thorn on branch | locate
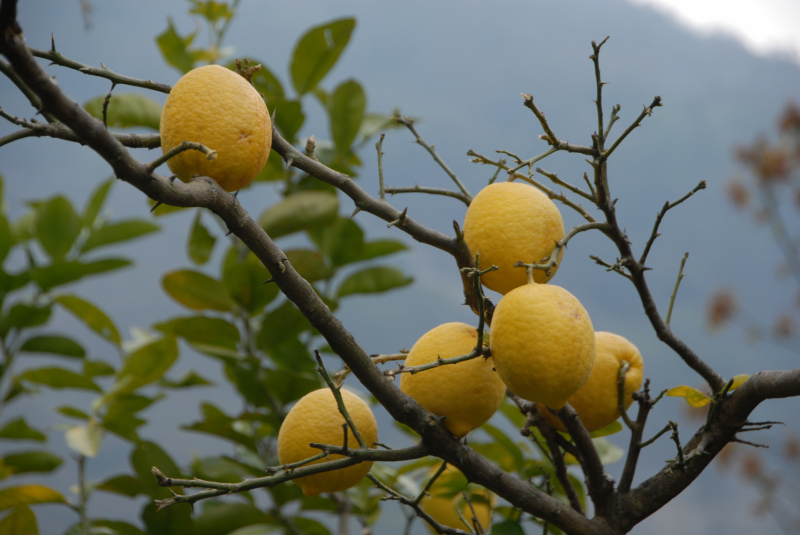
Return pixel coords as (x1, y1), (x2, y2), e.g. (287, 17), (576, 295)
(387, 207), (408, 228)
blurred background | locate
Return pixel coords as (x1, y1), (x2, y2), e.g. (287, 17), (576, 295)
(1, 0), (799, 533)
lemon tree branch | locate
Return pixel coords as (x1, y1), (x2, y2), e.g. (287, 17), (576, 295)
(591, 37), (610, 149)
(384, 185), (472, 206)
(536, 167), (596, 202)
(29, 45), (172, 94)
(0, 107), (161, 149)
(145, 141), (217, 173)
(521, 93), (597, 156)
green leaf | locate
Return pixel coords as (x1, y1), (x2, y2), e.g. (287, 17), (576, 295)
(0, 418), (46, 441)
(256, 300), (313, 349)
(266, 337), (315, 372)
(130, 441), (182, 499)
(254, 150), (289, 183)
(188, 211), (216, 265)
(258, 191), (339, 239)
(32, 258), (132, 290)
(84, 360), (115, 377)
(232, 59), (284, 102)
(160, 370), (213, 388)
(292, 517), (331, 535)
(308, 217), (364, 267)
(162, 270), (234, 311)
(182, 403), (256, 449)
(92, 520), (145, 535)
(188, 0), (233, 24)
(191, 456), (247, 484)
(263, 368), (320, 405)
(290, 18), (356, 95)
(56, 406), (89, 420)
(228, 525), (281, 535)
(65, 421), (104, 457)
(272, 100), (305, 144)
(96, 474), (144, 498)
(84, 93), (162, 131)
(352, 239), (407, 262)
(491, 520), (526, 535)
(36, 196), (81, 259)
(480, 423), (526, 472)
(20, 335), (86, 359)
(337, 266), (412, 298)
(141, 501), (193, 535)
(0, 505), (37, 535)
(0, 304), (52, 338)
(18, 367), (101, 392)
(329, 79), (366, 154)
(154, 315), (240, 349)
(222, 246), (279, 313)
(590, 420), (623, 438)
(156, 18), (202, 74)
(11, 211), (36, 243)
(592, 437), (624, 465)
(83, 177), (113, 227)
(729, 374), (750, 390)
(0, 485), (67, 511)
(2, 451), (62, 474)
(357, 112), (404, 143)
(284, 249), (329, 282)
(56, 295), (120, 345)
(82, 220), (159, 252)
(114, 337), (179, 395)
(0, 213), (13, 264)
(666, 385), (711, 408)
(193, 503), (270, 535)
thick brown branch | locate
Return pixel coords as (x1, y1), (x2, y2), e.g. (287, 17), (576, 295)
(620, 367), (800, 530)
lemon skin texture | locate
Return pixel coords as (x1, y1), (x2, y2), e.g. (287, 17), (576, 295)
(490, 282), (595, 409)
(277, 388), (378, 496)
(421, 467), (494, 534)
(400, 322), (506, 438)
(463, 181), (565, 295)
(160, 64), (271, 192)
(539, 331), (644, 432)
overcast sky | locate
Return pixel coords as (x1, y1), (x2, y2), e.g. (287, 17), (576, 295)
(630, 0), (800, 61)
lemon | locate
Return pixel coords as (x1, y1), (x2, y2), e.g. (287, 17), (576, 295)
(277, 388), (377, 496)
(463, 181), (565, 295)
(490, 282), (595, 408)
(538, 331), (644, 432)
(420, 466), (494, 534)
(160, 64), (271, 192)
(400, 323), (506, 438)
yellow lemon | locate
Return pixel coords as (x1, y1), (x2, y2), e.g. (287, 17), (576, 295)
(400, 323), (506, 438)
(277, 388), (377, 496)
(420, 466), (494, 534)
(538, 331), (644, 432)
(490, 282), (595, 408)
(463, 181), (565, 295)
(160, 64), (271, 192)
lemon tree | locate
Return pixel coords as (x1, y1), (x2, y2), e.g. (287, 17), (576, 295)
(3, 2), (800, 535)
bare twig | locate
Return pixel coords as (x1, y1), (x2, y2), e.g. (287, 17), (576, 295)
(145, 141), (217, 173)
(315, 350), (367, 448)
(590, 37), (610, 148)
(515, 222), (609, 276)
(536, 167), (595, 201)
(665, 253), (689, 325)
(520, 93), (596, 156)
(602, 96), (663, 160)
(376, 133), (386, 200)
(385, 185), (471, 206)
(640, 181), (706, 266)
(617, 360), (636, 430)
(395, 115), (472, 201)
(29, 46), (172, 93)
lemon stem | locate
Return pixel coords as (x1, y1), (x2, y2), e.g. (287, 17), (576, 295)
(526, 265), (535, 285)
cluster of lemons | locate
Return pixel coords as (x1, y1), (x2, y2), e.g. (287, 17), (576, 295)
(162, 66), (645, 530)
